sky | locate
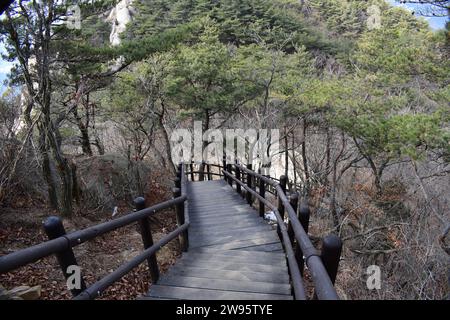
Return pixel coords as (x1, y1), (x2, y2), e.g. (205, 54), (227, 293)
(389, 0), (448, 30)
(0, 41), (13, 94)
(0, 1), (448, 94)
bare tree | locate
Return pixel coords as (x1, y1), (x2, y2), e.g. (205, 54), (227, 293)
(397, 1), (450, 17)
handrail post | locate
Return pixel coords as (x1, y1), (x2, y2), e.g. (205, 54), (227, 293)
(235, 165), (241, 195)
(287, 192), (299, 244)
(43, 216), (86, 297)
(175, 165), (182, 187)
(174, 177), (181, 189)
(259, 175), (265, 217)
(222, 156), (227, 181)
(277, 175), (288, 218)
(190, 163), (194, 181)
(199, 161), (205, 181)
(226, 164), (233, 186)
(173, 188), (188, 252)
(206, 163), (212, 180)
(295, 199), (310, 276)
(321, 235), (342, 285)
(246, 164), (253, 205)
(133, 197), (159, 283)
(276, 175), (287, 238)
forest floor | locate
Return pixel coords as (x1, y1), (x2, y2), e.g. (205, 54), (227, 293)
(0, 174), (181, 300)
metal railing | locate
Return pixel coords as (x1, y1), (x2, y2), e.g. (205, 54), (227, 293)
(0, 164), (190, 300)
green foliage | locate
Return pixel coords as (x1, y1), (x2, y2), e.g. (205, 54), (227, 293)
(308, 0), (369, 38)
(127, 0), (338, 54)
(106, 53), (170, 123)
(165, 21), (249, 124)
(354, 22), (445, 84)
(121, 22), (199, 63)
(1, 0), (448, 194)
(328, 78), (449, 162)
(126, 0), (449, 168)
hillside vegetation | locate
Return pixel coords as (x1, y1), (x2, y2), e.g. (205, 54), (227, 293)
(0, 0), (449, 299)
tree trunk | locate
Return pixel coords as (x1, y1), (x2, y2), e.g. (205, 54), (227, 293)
(72, 105), (93, 156)
(330, 157), (340, 231)
(301, 119), (310, 194)
(353, 137), (384, 195)
(38, 126), (59, 210)
(80, 127), (92, 156)
(198, 110), (211, 181)
(78, 128), (92, 156)
(158, 106), (176, 174)
(284, 129), (289, 178)
(71, 161), (81, 205)
(93, 135), (105, 155)
(366, 156), (382, 195)
(292, 133), (297, 187)
(325, 127), (331, 187)
(47, 123), (74, 217)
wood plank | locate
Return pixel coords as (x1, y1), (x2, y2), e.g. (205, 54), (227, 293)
(179, 252), (286, 266)
(189, 225), (274, 240)
(189, 213), (263, 224)
(191, 236), (282, 251)
(158, 275), (291, 295)
(189, 232), (279, 248)
(136, 296), (177, 300)
(189, 200), (246, 205)
(189, 248), (285, 259)
(147, 285), (293, 300)
(233, 243), (284, 252)
(167, 266), (290, 284)
(189, 233), (279, 248)
(189, 223), (268, 233)
(189, 210), (257, 218)
(189, 227), (273, 239)
(189, 217), (264, 228)
(189, 194), (244, 200)
(189, 210), (253, 216)
(189, 202), (249, 208)
(145, 179), (293, 300)
(189, 221), (273, 233)
(176, 258), (287, 273)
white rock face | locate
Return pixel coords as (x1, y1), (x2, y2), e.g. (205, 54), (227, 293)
(107, 0), (134, 46)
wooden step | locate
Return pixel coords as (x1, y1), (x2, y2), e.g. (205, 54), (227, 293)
(189, 227), (277, 244)
(189, 210), (259, 219)
(189, 220), (273, 233)
(189, 226), (274, 240)
(147, 285), (293, 300)
(176, 257), (288, 274)
(179, 251), (286, 266)
(190, 235), (282, 251)
(158, 275), (291, 295)
(233, 243), (284, 252)
(189, 247), (285, 259)
(167, 266), (290, 284)
(143, 179), (293, 300)
(189, 211), (262, 222)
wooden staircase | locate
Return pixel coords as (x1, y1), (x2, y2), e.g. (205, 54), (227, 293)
(145, 180), (293, 300)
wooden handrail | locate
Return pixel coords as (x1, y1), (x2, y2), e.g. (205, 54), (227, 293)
(74, 223), (189, 300)
(0, 166), (191, 300)
(0, 196), (187, 274)
(74, 165), (191, 299)
(1, 160), (340, 300)
(228, 163), (340, 300)
(223, 170), (307, 300)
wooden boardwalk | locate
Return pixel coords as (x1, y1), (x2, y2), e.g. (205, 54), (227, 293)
(145, 179), (293, 300)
